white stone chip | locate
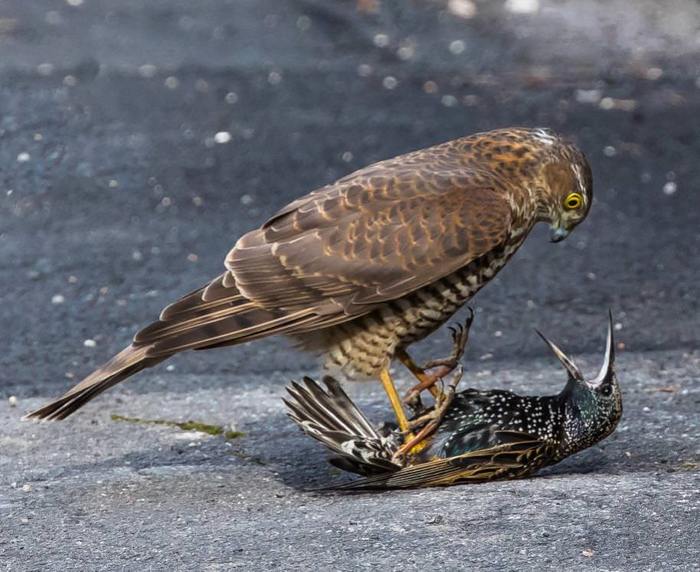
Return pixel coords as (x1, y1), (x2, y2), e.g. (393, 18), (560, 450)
(214, 131), (232, 144)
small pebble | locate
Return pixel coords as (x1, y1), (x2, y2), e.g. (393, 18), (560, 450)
(21, 484), (32, 493)
(37, 63), (54, 76)
(505, 0), (539, 14)
(296, 15), (311, 31)
(373, 33), (389, 48)
(357, 64), (373, 77)
(447, 0), (477, 19)
(83, 339), (97, 348)
(214, 131), (232, 144)
(51, 294), (65, 304)
(396, 45), (415, 61)
(268, 71), (282, 85)
(17, 152), (31, 163)
(575, 89), (601, 104)
(8, 395), (17, 407)
(645, 67), (663, 80)
(382, 76), (398, 90)
(138, 64), (157, 78)
(662, 182), (677, 196)
(423, 80), (439, 94)
(449, 40), (466, 55)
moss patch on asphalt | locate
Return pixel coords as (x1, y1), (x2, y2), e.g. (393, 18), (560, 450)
(111, 414), (244, 440)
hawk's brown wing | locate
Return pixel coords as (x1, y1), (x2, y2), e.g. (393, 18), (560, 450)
(331, 431), (553, 490)
(230, 170), (512, 310)
(138, 167), (512, 354)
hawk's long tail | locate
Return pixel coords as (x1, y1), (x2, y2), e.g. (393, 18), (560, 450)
(25, 274), (319, 421)
(284, 376), (402, 476)
(24, 345), (165, 421)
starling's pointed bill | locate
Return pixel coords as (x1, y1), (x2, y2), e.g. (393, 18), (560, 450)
(535, 329), (583, 381)
(590, 311), (615, 387)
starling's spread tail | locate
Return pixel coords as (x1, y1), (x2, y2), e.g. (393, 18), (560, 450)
(24, 345), (166, 421)
(284, 377), (402, 476)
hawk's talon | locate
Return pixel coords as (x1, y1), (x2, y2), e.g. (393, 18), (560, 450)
(400, 311), (474, 404)
(394, 366), (463, 459)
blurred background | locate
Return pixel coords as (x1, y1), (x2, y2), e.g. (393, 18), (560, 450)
(1, 0), (699, 395)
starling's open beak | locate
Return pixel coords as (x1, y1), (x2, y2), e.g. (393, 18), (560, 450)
(590, 311), (616, 387)
(536, 329), (583, 381)
(549, 226), (570, 243)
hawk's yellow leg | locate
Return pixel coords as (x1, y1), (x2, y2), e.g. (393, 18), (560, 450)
(379, 368), (412, 435)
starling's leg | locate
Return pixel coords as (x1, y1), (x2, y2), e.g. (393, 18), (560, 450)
(399, 308), (474, 406)
(379, 368), (412, 436)
(392, 365), (463, 461)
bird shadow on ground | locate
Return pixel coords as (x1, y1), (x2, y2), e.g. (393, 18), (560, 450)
(19, 407), (693, 493)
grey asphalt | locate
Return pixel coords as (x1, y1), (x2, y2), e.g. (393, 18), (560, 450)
(1, 1), (699, 570)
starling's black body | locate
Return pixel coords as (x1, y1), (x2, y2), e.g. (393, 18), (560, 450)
(286, 314), (621, 489)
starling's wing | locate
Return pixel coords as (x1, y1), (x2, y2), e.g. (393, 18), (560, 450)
(285, 376), (401, 476)
(332, 431), (554, 490)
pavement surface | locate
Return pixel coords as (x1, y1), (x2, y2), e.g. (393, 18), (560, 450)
(1, 1), (699, 570)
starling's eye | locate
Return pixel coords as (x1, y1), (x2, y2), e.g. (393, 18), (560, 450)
(599, 384), (613, 397)
(564, 192), (583, 210)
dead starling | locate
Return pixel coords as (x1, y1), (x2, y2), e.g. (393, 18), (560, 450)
(285, 314), (621, 489)
(27, 127), (592, 431)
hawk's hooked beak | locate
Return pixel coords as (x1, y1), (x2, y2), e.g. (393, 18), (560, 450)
(549, 225), (570, 243)
(536, 329), (583, 381)
(589, 311), (616, 387)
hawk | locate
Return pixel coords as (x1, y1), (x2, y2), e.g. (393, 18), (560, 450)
(27, 127), (593, 432)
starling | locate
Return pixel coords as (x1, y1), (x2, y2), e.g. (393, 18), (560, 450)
(27, 127), (592, 429)
(285, 314), (621, 489)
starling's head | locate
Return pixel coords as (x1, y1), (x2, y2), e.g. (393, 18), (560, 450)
(530, 128), (593, 242)
(536, 312), (622, 452)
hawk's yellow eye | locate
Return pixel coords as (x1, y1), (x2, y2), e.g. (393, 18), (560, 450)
(564, 192), (583, 210)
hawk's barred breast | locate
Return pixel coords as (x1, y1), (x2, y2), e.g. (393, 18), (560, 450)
(297, 230), (531, 378)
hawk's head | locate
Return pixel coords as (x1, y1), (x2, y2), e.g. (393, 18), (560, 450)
(533, 128), (593, 242)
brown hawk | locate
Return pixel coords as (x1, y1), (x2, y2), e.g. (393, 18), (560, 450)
(27, 127), (593, 432)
